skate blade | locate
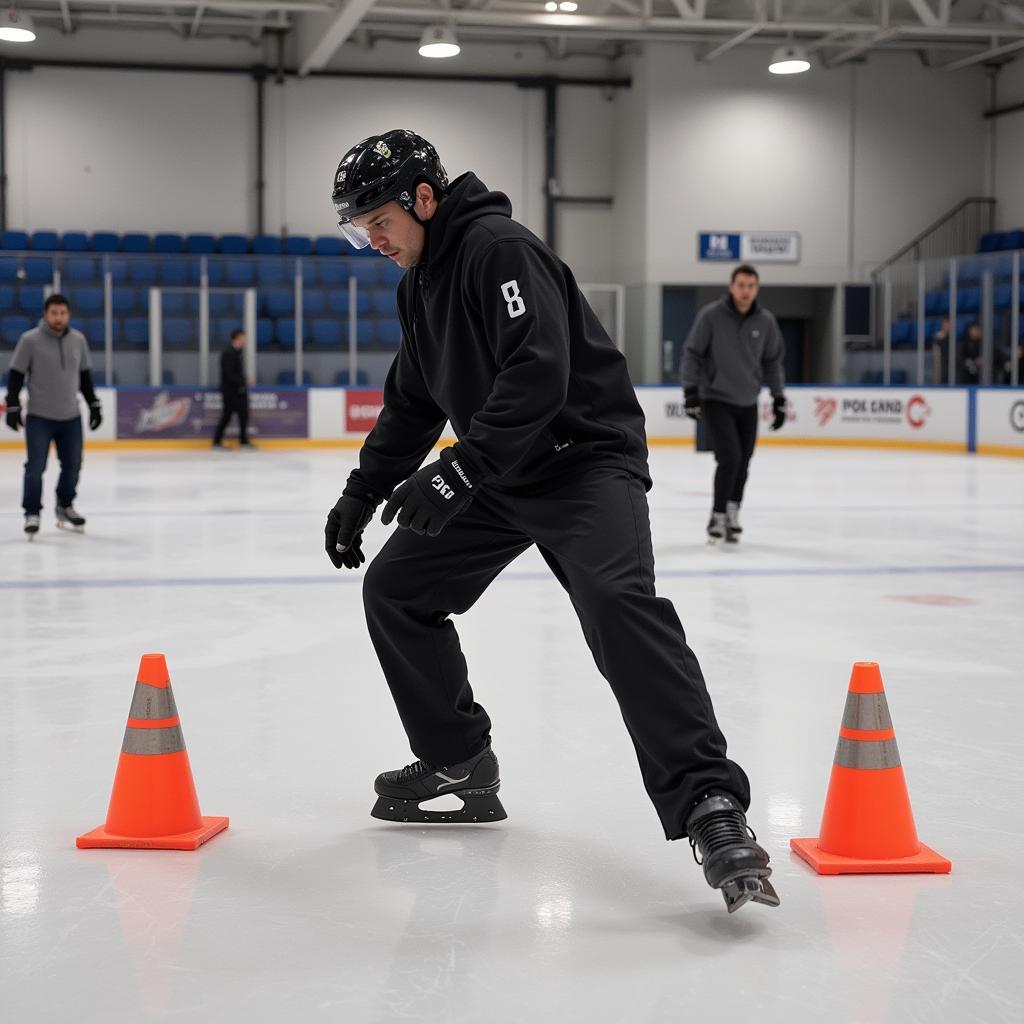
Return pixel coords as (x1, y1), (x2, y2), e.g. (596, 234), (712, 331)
(371, 787), (507, 825)
(56, 521), (84, 533)
(720, 874), (780, 913)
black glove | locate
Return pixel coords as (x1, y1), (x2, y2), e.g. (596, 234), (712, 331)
(5, 403), (22, 431)
(381, 447), (474, 537)
(325, 482), (380, 569)
(770, 395), (787, 431)
(683, 387), (702, 421)
(88, 402), (102, 431)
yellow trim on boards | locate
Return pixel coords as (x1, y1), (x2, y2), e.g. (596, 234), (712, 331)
(975, 444), (1024, 458)
(648, 436), (966, 453)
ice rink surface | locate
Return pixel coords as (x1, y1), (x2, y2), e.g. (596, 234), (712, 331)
(1, 443), (1022, 1023)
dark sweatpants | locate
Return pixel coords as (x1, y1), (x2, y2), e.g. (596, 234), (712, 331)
(703, 400), (758, 514)
(213, 391), (249, 444)
(362, 463), (750, 840)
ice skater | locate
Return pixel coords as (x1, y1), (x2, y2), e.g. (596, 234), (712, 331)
(5, 293), (102, 538)
(323, 130), (778, 913)
(681, 264), (787, 544)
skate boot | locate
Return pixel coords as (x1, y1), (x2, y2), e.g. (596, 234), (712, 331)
(56, 505), (86, 533)
(706, 511), (727, 546)
(24, 514), (40, 540)
(685, 792), (780, 914)
(371, 745), (507, 824)
(725, 501), (742, 543)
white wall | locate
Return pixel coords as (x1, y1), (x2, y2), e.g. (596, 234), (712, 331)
(631, 45), (988, 286)
(994, 59), (1024, 231)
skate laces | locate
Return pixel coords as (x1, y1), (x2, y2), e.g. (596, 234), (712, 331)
(688, 808), (757, 866)
(397, 759), (435, 780)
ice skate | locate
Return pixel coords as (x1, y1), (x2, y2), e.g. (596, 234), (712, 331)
(706, 511), (727, 546)
(24, 514), (40, 540)
(685, 792), (780, 914)
(725, 501), (741, 544)
(371, 745), (507, 824)
(55, 505), (86, 533)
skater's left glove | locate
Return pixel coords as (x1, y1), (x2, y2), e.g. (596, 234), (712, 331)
(5, 403), (23, 431)
(381, 447), (474, 538)
(325, 481), (381, 569)
(770, 394), (786, 431)
(88, 402), (103, 431)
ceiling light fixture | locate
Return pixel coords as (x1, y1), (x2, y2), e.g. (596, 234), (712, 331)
(544, 2), (558, 10)
(768, 44), (811, 75)
(0, 8), (36, 43)
(558, 1), (579, 10)
(418, 24), (460, 59)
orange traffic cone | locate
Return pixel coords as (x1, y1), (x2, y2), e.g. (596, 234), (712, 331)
(76, 654), (228, 851)
(791, 662), (950, 875)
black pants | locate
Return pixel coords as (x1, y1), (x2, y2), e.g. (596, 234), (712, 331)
(23, 414), (82, 514)
(362, 464), (750, 840)
(703, 400), (758, 513)
(213, 391), (249, 444)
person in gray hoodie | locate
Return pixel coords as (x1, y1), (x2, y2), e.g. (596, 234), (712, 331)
(4, 293), (102, 538)
(680, 265), (786, 543)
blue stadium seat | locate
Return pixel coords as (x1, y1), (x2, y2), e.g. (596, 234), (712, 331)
(162, 293), (190, 316)
(979, 232), (1004, 253)
(122, 233), (151, 253)
(18, 286), (44, 314)
(70, 287), (104, 315)
(130, 259), (158, 286)
(65, 258), (98, 282)
(111, 287), (135, 315)
(0, 286), (15, 311)
(264, 288), (294, 318)
(86, 318), (109, 343)
(2, 314), (33, 342)
(327, 289), (349, 316)
(311, 319), (342, 347)
(62, 232), (90, 252)
(355, 317), (377, 348)
(995, 284), (1013, 310)
(252, 234), (281, 256)
(161, 369), (176, 386)
(303, 290), (326, 316)
(315, 236), (344, 257)
(123, 317), (149, 347)
(31, 231), (59, 252)
(218, 234), (248, 254)
(154, 233), (184, 254)
(348, 263), (378, 288)
(860, 370), (883, 385)
(90, 232), (120, 252)
(334, 369), (370, 386)
(378, 265), (404, 288)
(958, 287), (981, 313)
(276, 319), (297, 347)
(23, 258), (53, 284)
(163, 318), (192, 349)
(924, 290), (949, 315)
(160, 260), (191, 286)
(91, 368), (120, 387)
(186, 234), (217, 254)
(225, 262), (255, 287)
(285, 235), (313, 256)
(276, 369), (312, 386)
(257, 259), (288, 287)
(891, 369), (909, 385)
(376, 318), (402, 348)
(370, 288), (398, 314)
(2, 231), (29, 250)
(103, 258), (131, 284)
(257, 317), (274, 347)
(317, 263), (349, 288)
(189, 260), (226, 287)
(957, 259), (983, 285)
(209, 293), (240, 317)
(956, 314), (975, 337)
(0, 258), (17, 281)
(925, 316), (944, 340)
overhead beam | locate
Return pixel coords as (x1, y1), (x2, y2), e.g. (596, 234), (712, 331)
(827, 26), (900, 65)
(905, 0), (939, 27)
(942, 36), (1024, 71)
(58, 0), (73, 33)
(189, 2), (206, 35)
(298, 0), (381, 76)
(668, 0), (707, 18)
(700, 23), (762, 61)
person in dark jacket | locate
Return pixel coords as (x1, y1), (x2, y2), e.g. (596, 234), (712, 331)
(5, 293), (102, 538)
(681, 265), (786, 544)
(323, 130), (778, 914)
(212, 329), (253, 449)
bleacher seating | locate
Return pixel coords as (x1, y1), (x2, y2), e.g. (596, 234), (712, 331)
(0, 227), (408, 362)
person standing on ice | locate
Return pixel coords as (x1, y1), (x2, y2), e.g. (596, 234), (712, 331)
(323, 129), (778, 913)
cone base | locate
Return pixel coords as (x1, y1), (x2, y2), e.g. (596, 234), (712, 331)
(76, 815), (229, 851)
(790, 836), (951, 875)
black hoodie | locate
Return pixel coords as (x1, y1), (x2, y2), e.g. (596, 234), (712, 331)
(350, 172), (651, 498)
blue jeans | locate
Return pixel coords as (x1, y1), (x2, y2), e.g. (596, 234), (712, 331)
(23, 414), (83, 515)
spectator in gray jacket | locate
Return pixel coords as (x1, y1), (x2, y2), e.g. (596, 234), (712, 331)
(4, 294), (102, 538)
(680, 265), (786, 544)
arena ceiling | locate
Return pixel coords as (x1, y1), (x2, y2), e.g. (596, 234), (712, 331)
(13, 0), (1024, 72)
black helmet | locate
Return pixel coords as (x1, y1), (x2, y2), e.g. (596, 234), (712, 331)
(331, 129), (449, 249)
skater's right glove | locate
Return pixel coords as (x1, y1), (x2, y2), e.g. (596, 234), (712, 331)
(770, 394), (787, 431)
(325, 481), (381, 569)
(5, 403), (22, 431)
(381, 447), (474, 538)
(683, 387), (702, 421)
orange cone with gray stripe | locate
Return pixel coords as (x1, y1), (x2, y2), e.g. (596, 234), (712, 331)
(76, 654), (228, 851)
(791, 662), (950, 875)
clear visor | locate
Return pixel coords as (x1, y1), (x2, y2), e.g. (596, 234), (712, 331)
(338, 220), (371, 250)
